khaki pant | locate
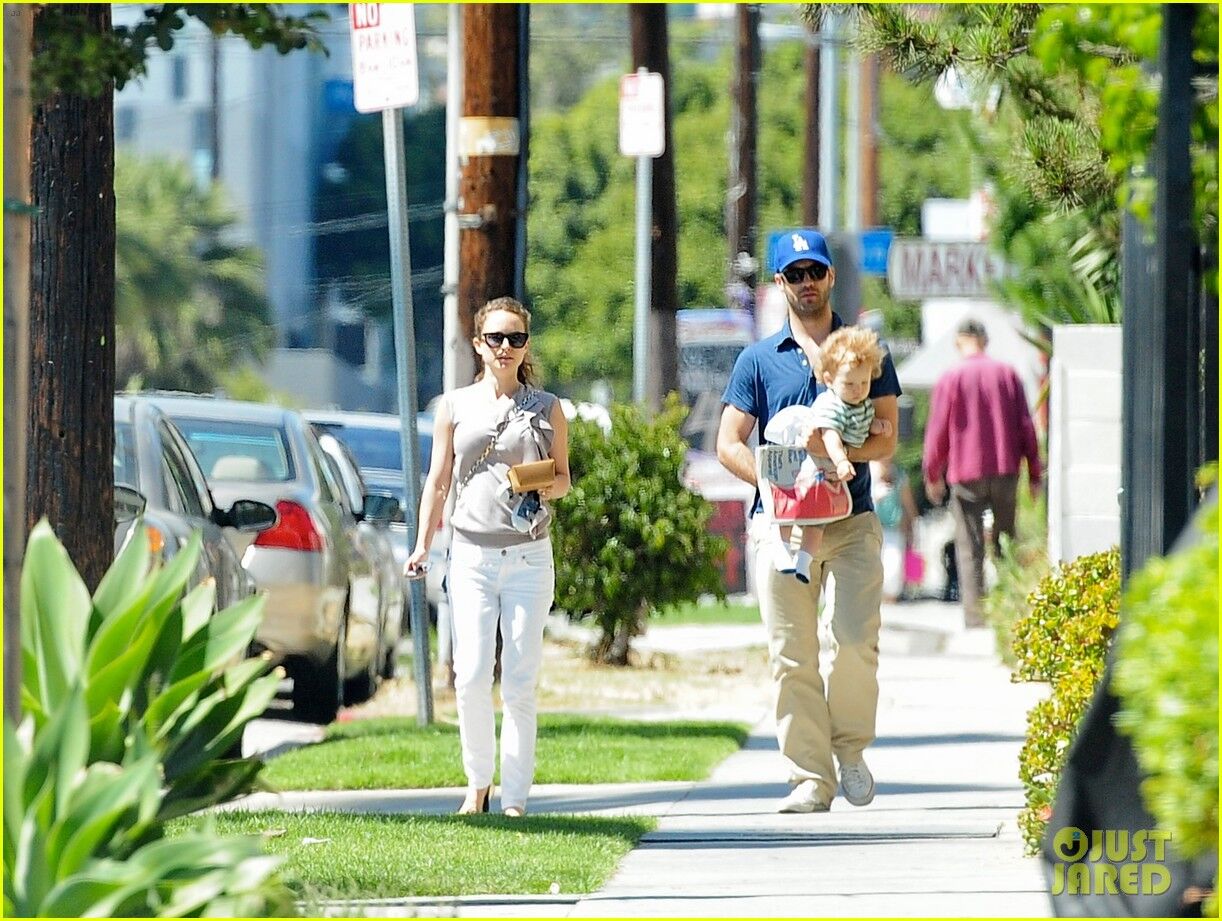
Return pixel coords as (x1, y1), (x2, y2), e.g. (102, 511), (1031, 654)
(948, 474), (1018, 627)
(750, 511), (884, 803)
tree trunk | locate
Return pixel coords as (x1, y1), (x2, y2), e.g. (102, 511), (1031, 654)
(27, 4), (116, 592)
(4, 4), (32, 722)
(591, 602), (647, 667)
(630, 4), (678, 408)
(459, 4), (520, 350)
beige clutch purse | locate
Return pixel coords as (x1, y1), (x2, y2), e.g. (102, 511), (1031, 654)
(507, 458), (555, 494)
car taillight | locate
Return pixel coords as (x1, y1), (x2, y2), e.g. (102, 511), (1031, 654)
(253, 500), (325, 552)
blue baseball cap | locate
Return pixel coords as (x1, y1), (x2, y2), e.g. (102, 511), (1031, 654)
(772, 229), (833, 273)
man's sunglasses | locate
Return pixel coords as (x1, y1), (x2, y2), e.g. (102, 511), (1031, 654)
(782, 263), (829, 284)
(482, 331), (529, 349)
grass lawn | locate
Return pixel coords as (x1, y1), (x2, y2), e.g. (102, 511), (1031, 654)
(261, 714), (748, 791)
(173, 810), (655, 900)
(651, 599), (761, 626)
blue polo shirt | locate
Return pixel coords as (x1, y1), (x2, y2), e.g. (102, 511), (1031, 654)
(721, 313), (903, 518)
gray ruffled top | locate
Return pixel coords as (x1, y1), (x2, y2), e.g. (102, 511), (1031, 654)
(445, 383), (558, 548)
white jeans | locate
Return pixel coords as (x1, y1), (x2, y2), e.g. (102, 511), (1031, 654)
(447, 536), (555, 810)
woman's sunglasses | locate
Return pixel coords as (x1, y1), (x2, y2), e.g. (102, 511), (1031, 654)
(482, 331), (529, 349)
(782, 263), (829, 284)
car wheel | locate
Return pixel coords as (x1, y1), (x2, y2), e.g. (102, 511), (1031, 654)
(292, 613), (345, 724)
(344, 640), (378, 705)
(380, 633), (399, 680)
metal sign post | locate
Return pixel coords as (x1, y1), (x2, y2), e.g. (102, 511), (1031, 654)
(620, 68), (665, 406)
(350, 2), (432, 724)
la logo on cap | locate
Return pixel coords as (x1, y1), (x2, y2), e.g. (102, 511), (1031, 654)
(791, 234), (810, 252)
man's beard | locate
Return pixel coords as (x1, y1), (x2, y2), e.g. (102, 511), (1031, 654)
(788, 288), (829, 317)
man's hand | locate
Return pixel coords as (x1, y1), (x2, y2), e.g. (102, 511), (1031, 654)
(870, 417), (893, 437)
(925, 478), (946, 504)
(1029, 480), (1042, 501)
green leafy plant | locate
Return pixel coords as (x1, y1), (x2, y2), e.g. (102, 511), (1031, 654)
(4, 520), (291, 917)
(983, 481), (1049, 667)
(1112, 501), (1218, 902)
(1011, 547), (1121, 853)
(551, 396), (728, 664)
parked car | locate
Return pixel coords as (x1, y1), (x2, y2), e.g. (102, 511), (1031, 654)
(146, 394), (398, 723)
(112, 394), (276, 609)
(303, 410), (448, 623)
(312, 427), (405, 680)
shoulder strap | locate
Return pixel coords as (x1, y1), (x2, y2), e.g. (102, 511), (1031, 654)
(455, 387), (529, 498)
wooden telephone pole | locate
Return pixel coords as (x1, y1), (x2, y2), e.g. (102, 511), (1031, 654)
(728, 5), (760, 293)
(458, 4), (522, 364)
(629, 4), (677, 406)
(27, 3), (116, 594)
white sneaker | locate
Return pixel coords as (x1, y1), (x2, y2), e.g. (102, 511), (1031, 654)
(777, 779), (830, 813)
(792, 550), (814, 583)
(839, 759), (875, 806)
(773, 543), (796, 574)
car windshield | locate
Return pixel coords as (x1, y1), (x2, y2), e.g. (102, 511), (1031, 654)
(114, 421), (138, 487)
(314, 423), (432, 475)
(172, 418), (294, 482)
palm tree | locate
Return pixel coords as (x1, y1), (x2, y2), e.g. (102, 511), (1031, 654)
(115, 155), (274, 393)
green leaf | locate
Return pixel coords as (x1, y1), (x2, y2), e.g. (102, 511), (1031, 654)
(178, 577), (218, 644)
(168, 593), (265, 684)
(20, 521), (91, 714)
(90, 521), (152, 633)
(141, 669), (214, 742)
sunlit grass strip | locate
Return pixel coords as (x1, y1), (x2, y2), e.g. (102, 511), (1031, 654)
(652, 599), (762, 625)
(171, 810), (655, 900)
(261, 714), (749, 790)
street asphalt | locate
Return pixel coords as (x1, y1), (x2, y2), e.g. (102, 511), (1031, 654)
(236, 599), (1054, 918)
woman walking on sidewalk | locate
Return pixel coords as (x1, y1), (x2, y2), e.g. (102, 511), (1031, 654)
(404, 297), (571, 817)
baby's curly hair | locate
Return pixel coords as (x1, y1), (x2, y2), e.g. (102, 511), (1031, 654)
(813, 326), (886, 381)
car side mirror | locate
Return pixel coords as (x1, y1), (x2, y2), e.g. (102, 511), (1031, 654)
(363, 492), (401, 524)
(217, 499), (278, 532)
(114, 484), (147, 524)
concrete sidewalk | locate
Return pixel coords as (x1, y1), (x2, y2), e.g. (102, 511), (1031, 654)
(235, 600), (1053, 917)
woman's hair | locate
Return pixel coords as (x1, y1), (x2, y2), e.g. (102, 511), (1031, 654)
(473, 296), (536, 386)
(813, 325), (886, 381)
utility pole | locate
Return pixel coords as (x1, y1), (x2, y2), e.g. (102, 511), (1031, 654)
(858, 54), (879, 229)
(727, 4), (760, 297)
(443, 3), (471, 391)
(802, 20), (821, 227)
(630, 4), (677, 406)
(458, 4), (521, 355)
(209, 32), (221, 181)
(4, 3), (32, 722)
(818, 13), (840, 232)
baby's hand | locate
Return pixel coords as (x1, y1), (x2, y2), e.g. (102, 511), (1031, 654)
(836, 459), (856, 481)
(870, 418), (893, 436)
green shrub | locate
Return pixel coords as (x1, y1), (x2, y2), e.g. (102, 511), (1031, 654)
(985, 532), (1051, 669)
(1012, 547), (1121, 854)
(1112, 501), (1218, 898)
(3, 520), (292, 917)
(552, 395), (728, 664)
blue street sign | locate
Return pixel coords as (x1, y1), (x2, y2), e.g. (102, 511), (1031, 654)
(860, 228), (894, 275)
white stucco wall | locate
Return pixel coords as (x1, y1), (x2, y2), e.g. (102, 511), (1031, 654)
(1048, 325), (1122, 562)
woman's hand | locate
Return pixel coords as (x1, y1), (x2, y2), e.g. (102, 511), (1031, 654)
(403, 547), (430, 580)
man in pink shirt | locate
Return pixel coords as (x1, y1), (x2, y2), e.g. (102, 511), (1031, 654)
(923, 318), (1042, 627)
